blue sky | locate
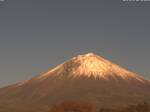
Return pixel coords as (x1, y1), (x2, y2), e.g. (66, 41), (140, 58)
(0, 0), (150, 86)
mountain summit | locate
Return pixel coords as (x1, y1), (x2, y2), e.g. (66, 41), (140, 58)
(39, 53), (145, 82)
(0, 53), (150, 112)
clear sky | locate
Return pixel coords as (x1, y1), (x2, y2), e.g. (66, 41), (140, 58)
(0, 0), (150, 87)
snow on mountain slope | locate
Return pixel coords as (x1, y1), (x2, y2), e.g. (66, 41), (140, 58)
(38, 53), (147, 83)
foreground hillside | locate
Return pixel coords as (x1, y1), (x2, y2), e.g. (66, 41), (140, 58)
(50, 101), (150, 112)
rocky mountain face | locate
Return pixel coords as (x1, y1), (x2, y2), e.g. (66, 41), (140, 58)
(0, 53), (150, 112)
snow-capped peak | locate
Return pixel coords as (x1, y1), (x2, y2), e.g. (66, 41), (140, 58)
(38, 53), (145, 82)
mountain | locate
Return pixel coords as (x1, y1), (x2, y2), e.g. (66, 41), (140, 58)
(0, 53), (150, 112)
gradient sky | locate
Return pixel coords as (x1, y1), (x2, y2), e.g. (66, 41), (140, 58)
(0, 0), (150, 87)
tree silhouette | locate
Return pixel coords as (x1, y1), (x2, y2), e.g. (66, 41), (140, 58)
(99, 101), (150, 112)
(50, 101), (150, 112)
(49, 101), (96, 112)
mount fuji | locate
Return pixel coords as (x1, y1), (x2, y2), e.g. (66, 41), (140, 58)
(0, 53), (150, 112)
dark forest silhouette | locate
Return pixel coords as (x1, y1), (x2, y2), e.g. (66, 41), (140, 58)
(49, 101), (150, 112)
(49, 101), (96, 112)
(99, 102), (150, 112)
